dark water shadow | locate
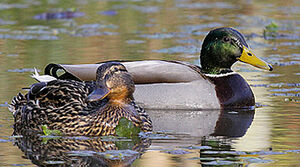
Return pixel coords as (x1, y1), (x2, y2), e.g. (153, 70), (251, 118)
(213, 109), (255, 137)
(147, 109), (257, 165)
(12, 130), (150, 167)
(148, 108), (255, 138)
(200, 110), (257, 166)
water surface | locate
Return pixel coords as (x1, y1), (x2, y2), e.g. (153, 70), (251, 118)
(0, 0), (299, 166)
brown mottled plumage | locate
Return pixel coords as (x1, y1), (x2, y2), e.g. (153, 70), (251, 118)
(9, 62), (152, 136)
(13, 130), (151, 167)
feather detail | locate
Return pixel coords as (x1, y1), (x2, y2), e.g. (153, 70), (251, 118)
(10, 63), (152, 136)
(31, 68), (57, 82)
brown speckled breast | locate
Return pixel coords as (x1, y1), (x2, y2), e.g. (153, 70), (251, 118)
(207, 73), (255, 109)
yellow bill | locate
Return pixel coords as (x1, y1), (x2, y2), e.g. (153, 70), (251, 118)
(237, 45), (273, 71)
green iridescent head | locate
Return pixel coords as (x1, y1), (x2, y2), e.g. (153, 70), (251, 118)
(200, 27), (272, 74)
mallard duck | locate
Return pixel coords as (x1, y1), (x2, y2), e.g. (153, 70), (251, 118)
(44, 27), (273, 109)
(9, 62), (152, 136)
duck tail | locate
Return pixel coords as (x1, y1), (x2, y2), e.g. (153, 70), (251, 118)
(31, 68), (40, 81)
(8, 93), (26, 117)
(31, 68), (57, 82)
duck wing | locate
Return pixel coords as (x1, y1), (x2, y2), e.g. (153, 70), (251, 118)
(27, 80), (93, 108)
(9, 80), (100, 131)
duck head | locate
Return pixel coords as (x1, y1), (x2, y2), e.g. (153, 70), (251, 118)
(86, 62), (135, 104)
(200, 27), (273, 74)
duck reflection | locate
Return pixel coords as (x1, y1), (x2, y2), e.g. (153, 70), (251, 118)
(12, 108), (255, 166)
(147, 108), (255, 138)
(12, 130), (151, 167)
(213, 109), (255, 137)
(131, 109), (255, 166)
(199, 109), (255, 166)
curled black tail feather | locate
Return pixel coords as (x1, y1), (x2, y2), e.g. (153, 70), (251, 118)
(9, 93), (26, 115)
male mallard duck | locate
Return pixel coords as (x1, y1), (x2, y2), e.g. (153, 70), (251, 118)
(9, 62), (152, 136)
(44, 27), (273, 109)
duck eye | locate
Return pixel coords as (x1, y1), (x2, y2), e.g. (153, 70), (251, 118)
(113, 67), (118, 72)
(223, 36), (231, 43)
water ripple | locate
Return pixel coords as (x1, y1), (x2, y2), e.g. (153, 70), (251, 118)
(269, 88), (300, 92)
(139, 32), (186, 39)
(153, 45), (198, 54)
(270, 93), (300, 97)
(176, 2), (236, 9)
(180, 23), (223, 34)
(250, 83), (300, 88)
(0, 33), (58, 40)
(0, 3), (28, 10)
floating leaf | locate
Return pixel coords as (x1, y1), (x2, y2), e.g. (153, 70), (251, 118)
(115, 118), (140, 138)
(42, 125), (62, 136)
(265, 21), (279, 32)
(263, 21), (279, 39)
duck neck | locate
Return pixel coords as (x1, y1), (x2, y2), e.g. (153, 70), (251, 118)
(201, 67), (233, 75)
(200, 42), (237, 75)
(108, 94), (134, 106)
(200, 50), (235, 75)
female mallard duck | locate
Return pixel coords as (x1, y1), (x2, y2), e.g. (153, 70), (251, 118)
(44, 27), (273, 109)
(9, 62), (152, 136)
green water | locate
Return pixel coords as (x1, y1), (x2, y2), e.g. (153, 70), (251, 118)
(0, 0), (299, 166)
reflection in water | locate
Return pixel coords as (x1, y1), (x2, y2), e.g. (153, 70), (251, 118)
(200, 110), (255, 165)
(12, 130), (150, 167)
(12, 109), (254, 166)
(139, 109), (256, 166)
(213, 110), (255, 137)
(148, 109), (254, 138)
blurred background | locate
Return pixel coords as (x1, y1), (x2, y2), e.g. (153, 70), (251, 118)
(0, 0), (299, 166)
